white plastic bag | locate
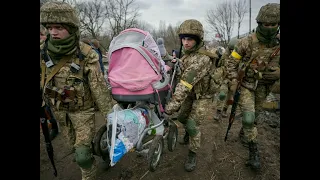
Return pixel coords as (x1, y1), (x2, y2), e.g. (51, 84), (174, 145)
(106, 104), (147, 166)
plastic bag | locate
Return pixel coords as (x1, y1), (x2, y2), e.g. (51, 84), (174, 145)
(106, 104), (147, 166)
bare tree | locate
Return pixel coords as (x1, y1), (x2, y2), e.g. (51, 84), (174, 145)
(60, 0), (79, 6)
(150, 21), (180, 54)
(133, 20), (154, 32)
(77, 0), (107, 38)
(105, 0), (140, 38)
(206, 1), (235, 47)
(234, 0), (248, 38)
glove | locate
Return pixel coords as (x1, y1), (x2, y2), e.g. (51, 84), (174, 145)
(263, 67), (280, 81)
(218, 91), (226, 101)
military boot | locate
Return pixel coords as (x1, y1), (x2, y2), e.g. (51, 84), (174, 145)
(238, 127), (248, 147)
(246, 141), (261, 170)
(184, 150), (197, 172)
(180, 130), (189, 145)
(214, 110), (222, 121)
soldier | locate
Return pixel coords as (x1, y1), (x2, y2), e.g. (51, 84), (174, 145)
(40, 24), (60, 140)
(84, 38), (105, 75)
(40, 2), (112, 179)
(40, 24), (47, 45)
(213, 38), (238, 120)
(164, 19), (218, 172)
(225, 3), (280, 170)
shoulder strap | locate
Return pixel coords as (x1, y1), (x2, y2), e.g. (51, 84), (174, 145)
(41, 62), (46, 89)
(270, 47), (280, 59)
(197, 49), (218, 59)
(81, 43), (92, 57)
(42, 56), (70, 89)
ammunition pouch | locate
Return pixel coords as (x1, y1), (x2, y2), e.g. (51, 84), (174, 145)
(44, 84), (93, 111)
(45, 85), (76, 103)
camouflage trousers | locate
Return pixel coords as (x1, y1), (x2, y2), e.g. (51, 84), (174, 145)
(238, 84), (269, 143)
(177, 95), (215, 153)
(53, 108), (97, 180)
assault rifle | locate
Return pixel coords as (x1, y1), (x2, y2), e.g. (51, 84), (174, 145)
(40, 88), (58, 177)
(224, 63), (246, 142)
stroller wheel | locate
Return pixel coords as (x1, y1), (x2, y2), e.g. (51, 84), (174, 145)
(148, 135), (164, 172)
(93, 125), (111, 168)
(167, 123), (178, 152)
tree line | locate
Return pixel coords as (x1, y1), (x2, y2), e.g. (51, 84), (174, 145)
(40, 0), (249, 53)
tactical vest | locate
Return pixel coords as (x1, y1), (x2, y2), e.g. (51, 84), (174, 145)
(40, 43), (94, 111)
(241, 34), (280, 90)
(191, 47), (219, 99)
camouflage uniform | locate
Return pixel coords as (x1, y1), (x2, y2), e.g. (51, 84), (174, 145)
(213, 43), (236, 120)
(165, 19), (218, 172)
(225, 3), (280, 170)
(40, 2), (112, 180)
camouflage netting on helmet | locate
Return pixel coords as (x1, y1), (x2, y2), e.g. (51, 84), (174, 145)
(177, 19), (204, 40)
(40, 1), (80, 28)
(256, 3), (280, 24)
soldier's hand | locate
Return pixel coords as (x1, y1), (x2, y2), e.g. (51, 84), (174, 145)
(263, 67), (280, 80)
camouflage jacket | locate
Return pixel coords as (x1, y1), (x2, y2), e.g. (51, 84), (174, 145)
(211, 47), (232, 87)
(225, 33), (280, 90)
(218, 47), (232, 68)
(165, 46), (214, 115)
(40, 42), (112, 116)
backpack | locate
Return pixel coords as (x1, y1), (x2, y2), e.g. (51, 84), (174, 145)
(107, 28), (170, 108)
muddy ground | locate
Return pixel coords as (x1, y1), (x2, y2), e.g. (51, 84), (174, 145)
(40, 104), (280, 180)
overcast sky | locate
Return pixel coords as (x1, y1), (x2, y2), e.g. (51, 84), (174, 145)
(135, 0), (280, 40)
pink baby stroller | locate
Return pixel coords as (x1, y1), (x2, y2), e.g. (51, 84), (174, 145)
(93, 28), (178, 172)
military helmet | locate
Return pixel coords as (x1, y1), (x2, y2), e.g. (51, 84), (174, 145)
(256, 3), (280, 24)
(40, 1), (80, 28)
(228, 37), (239, 51)
(177, 19), (204, 40)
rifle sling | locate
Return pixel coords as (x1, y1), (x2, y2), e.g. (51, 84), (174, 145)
(41, 56), (71, 90)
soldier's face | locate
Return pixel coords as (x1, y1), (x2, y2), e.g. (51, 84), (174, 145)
(40, 32), (46, 41)
(46, 24), (70, 40)
(262, 23), (279, 28)
(182, 37), (196, 50)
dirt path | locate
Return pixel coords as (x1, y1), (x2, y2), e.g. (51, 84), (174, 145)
(40, 109), (280, 180)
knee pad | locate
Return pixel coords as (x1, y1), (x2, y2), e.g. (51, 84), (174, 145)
(242, 111), (255, 129)
(185, 119), (199, 137)
(75, 146), (94, 169)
